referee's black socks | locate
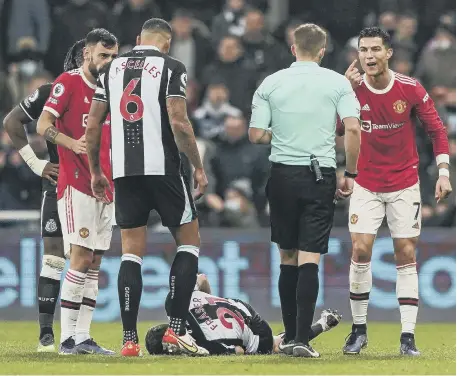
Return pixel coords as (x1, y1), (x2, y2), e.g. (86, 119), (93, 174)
(169, 246), (199, 336)
(295, 263), (319, 345)
(118, 254), (143, 344)
(279, 264), (298, 342)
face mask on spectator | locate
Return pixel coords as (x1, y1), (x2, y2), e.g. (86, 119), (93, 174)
(225, 198), (242, 211)
(435, 39), (452, 50)
(18, 60), (38, 77)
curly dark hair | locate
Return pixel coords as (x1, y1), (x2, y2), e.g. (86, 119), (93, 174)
(63, 39), (85, 71)
(358, 27), (392, 48)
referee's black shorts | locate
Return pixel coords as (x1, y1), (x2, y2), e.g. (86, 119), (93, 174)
(114, 175), (197, 229)
(266, 162), (336, 254)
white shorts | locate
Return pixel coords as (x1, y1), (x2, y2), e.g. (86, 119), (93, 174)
(57, 186), (113, 257)
(348, 181), (421, 238)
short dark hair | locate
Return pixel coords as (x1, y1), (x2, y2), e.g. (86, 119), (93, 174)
(145, 324), (168, 355)
(358, 27), (392, 48)
(293, 23), (327, 56)
(85, 28), (118, 48)
(63, 39), (84, 71)
(142, 18), (172, 35)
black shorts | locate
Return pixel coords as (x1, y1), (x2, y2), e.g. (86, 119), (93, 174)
(114, 175), (197, 229)
(266, 163), (336, 254)
(41, 190), (63, 238)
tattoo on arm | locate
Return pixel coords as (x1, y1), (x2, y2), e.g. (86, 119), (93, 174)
(44, 127), (60, 144)
(166, 97), (203, 169)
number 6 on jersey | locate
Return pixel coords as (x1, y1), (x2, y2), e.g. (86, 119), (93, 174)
(120, 78), (144, 122)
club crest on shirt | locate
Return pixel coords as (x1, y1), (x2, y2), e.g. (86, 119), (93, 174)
(350, 214), (358, 224)
(79, 227), (90, 238)
(52, 83), (65, 97)
(393, 100), (407, 114)
(45, 219), (58, 233)
(28, 89), (39, 103)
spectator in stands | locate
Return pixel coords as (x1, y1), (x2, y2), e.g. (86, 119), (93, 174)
(211, 0), (247, 47)
(7, 0), (50, 64)
(201, 36), (258, 114)
(241, 8), (283, 78)
(391, 51), (414, 76)
(415, 18), (456, 91)
(220, 179), (260, 228)
(0, 70), (13, 120)
(113, 0), (163, 53)
(193, 82), (242, 140)
(392, 12), (418, 62)
(0, 130), (42, 210)
(169, 9), (214, 82)
(211, 115), (269, 216)
(161, 0), (224, 26)
(45, 0), (111, 76)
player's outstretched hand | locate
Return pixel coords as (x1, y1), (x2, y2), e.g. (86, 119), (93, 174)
(71, 135), (86, 154)
(336, 177), (354, 200)
(193, 167), (208, 202)
(345, 59), (362, 89)
(91, 173), (112, 204)
(435, 175), (452, 203)
(42, 162), (59, 185)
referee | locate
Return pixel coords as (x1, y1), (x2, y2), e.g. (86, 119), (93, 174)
(249, 23), (361, 358)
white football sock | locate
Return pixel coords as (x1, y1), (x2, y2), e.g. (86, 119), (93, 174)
(396, 263), (419, 335)
(60, 269), (86, 344)
(75, 269), (99, 344)
(349, 260), (372, 325)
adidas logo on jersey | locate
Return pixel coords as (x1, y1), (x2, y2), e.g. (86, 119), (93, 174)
(84, 97), (90, 104)
(361, 104), (371, 111)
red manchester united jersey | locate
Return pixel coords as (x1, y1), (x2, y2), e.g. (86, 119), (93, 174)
(43, 68), (113, 201)
(341, 71), (449, 193)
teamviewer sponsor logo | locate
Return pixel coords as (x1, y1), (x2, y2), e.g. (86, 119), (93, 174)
(361, 120), (372, 133)
(372, 122), (405, 130)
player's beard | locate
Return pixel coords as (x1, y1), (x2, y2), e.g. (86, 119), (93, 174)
(88, 56), (100, 78)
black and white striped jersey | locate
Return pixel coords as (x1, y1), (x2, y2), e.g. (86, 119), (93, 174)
(94, 45), (187, 179)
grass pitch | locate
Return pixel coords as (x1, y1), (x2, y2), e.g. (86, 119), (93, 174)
(0, 321), (455, 375)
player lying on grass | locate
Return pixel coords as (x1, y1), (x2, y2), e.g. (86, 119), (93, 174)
(145, 274), (341, 355)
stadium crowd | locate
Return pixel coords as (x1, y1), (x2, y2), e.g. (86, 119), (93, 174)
(0, 0), (455, 228)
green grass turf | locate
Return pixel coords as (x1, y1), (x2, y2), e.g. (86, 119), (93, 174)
(0, 322), (454, 375)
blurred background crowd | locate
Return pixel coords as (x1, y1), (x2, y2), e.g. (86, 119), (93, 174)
(0, 0), (455, 228)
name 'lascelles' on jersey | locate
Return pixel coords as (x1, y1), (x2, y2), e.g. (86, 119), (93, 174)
(188, 290), (260, 354)
(94, 45), (187, 179)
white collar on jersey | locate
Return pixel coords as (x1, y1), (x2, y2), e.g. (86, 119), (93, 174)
(78, 67), (97, 90)
(363, 69), (395, 95)
(133, 45), (160, 51)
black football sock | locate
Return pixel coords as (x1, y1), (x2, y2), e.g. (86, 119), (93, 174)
(295, 263), (319, 345)
(38, 277), (61, 338)
(118, 254), (143, 344)
(168, 246), (198, 336)
(279, 264), (298, 342)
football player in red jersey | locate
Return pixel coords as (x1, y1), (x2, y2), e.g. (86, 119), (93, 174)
(339, 27), (452, 356)
(3, 40), (84, 353)
(37, 29), (118, 355)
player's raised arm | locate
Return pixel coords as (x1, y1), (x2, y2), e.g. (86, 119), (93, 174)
(37, 78), (86, 154)
(413, 82), (452, 202)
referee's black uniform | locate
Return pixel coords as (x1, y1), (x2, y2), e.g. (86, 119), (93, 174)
(94, 45), (196, 229)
